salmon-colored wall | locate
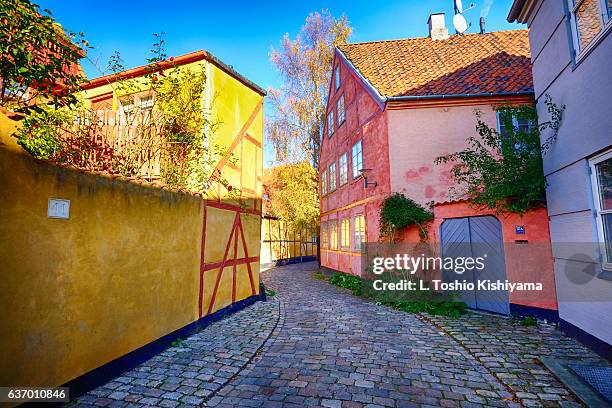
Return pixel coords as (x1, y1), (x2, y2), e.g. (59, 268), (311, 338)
(432, 202), (557, 310)
(319, 53), (391, 275)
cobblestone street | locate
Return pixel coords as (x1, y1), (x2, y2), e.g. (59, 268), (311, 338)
(75, 262), (608, 407)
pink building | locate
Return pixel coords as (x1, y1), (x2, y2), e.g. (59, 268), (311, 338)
(320, 14), (558, 317)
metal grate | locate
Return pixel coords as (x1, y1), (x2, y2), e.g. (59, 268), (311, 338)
(569, 364), (612, 403)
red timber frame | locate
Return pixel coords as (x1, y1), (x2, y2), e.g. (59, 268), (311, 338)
(198, 101), (263, 318)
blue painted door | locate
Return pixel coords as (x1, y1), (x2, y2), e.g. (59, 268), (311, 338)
(440, 216), (510, 315)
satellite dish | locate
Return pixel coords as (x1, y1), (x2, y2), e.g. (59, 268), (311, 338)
(453, 13), (468, 34)
(455, 0), (463, 13)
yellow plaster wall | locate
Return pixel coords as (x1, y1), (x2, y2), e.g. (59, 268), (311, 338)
(0, 56), (264, 388)
(0, 142), (202, 387)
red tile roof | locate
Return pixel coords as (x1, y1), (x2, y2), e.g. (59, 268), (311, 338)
(338, 29), (533, 98)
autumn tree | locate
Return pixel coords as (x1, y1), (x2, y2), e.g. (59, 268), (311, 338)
(267, 162), (319, 230)
(267, 10), (351, 170)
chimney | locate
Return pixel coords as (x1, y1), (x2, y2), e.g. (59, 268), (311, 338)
(428, 13), (449, 40)
(480, 17), (486, 34)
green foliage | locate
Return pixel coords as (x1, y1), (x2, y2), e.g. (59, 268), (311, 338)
(265, 287), (276, 298)
(379, 193), (433, 240)
(390, 300), (467, 318)
(435, 97), (564, 214)
(171, 338), (185, 347)
(0, 0), (88, 111)
(312, 272), (327, 280)
(328, 271), (466, 317)
(268, 162), (320, 230)
(329, 272), (362, 295)
(518, 315), (537, 326)
(14, 33), (235, 197)
(16, 107), (68, 158)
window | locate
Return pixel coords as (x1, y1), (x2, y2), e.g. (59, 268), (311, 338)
(337, 95), (345, 126)
(327, 110), (334, 137)
(321, 170), (327, 196)
(321, 222), (328, 249)
(339, 153), (348, 185)
(335, 65), (341, 90)
(568, 0), (611, 54)
(496, 112), (535, 152)
(352, 140), (363, 178)
(330, 220), (338, 250)
(341, 218), (350, 249)
(354, 215), (365, 251)
(590, 150), (612, 270)
(329, 162), (337, 191)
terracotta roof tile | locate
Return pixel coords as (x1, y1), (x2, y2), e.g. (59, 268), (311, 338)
(338, 29), (533, 98)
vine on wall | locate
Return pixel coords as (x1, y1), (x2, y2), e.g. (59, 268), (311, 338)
(379, 193), (433, 242)
(435, 96), (564, 214)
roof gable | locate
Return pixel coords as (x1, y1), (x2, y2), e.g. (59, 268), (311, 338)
(338, 29), (533, 98)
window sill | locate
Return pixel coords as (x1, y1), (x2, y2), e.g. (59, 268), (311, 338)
(573, 21), (612, 69)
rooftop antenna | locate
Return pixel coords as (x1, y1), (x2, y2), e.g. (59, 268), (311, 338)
(453, 0), (476, 34)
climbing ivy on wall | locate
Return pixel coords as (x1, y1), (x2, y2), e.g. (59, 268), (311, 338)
(379, 193), (433, 241)
(435, 96), (564, 214)
(14, 33), (236, 197)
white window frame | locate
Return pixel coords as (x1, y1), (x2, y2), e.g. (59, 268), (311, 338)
(329, 162), (337, 192)
(337, 94), (345, 126)
(321, 222), (328, 249)
(353, 214), (365, 251)
(335, 65), (341, 90)
(352, 140), (363, 179)
(330, 220), (338, 250)
(321, 170), (328, 196)
(340, 218), (350, 249)
(339, 153), (348, 185)
(567, 0), (612, 58)
(327, 110), (334, 137)
(589, 149), (612, 270)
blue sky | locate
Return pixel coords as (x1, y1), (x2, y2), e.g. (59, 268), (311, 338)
(40, 0), (524, 165)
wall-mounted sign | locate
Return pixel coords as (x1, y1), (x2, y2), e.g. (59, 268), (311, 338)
(515, 225), (525, 235)
(48, 198), (70, 219)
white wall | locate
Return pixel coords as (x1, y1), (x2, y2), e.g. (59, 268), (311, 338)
(527, 0), (612, 345)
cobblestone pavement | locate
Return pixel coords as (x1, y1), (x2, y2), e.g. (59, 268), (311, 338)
(425, 314), (607, 408)
(72, 299), (280, 407)
(72, 262), (608, 407)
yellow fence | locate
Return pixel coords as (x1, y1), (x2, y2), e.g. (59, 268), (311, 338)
(261, 216), (318, 265)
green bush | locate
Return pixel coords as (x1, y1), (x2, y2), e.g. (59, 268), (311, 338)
(329, 272), (466, 317)
(329, 272), (362, 295)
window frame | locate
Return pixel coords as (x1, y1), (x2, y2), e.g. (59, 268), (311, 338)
(340, 218), (350, 249)
(589, 149), (612, 271)
(567, 0), (612, 60)
(339, 153), (348, 186)
(327, 110), (334, 137)
(329, 220), (338, 250)
(329, 162), (337, 192)
(321, 170), (328, 196)
(352, 140), (363, 179)
(337, 94), (345, 127)
(321, 222), (328, 249)
(335, 65), (341, 90)
(353, 214), (365, 251)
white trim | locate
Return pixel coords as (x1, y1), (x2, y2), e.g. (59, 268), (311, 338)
(589, 148), (612, 270)
(567, 0), (612, 62)
(335, 47), (386, 107)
